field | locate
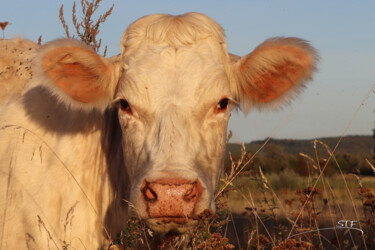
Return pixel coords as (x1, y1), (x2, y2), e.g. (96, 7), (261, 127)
(210, 137), (375, 249)
(223, 173), (375, 249)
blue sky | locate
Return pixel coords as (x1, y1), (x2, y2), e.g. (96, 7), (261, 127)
(2, 0), (375, 142)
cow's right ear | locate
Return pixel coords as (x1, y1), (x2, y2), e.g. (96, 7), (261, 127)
(35, 39), (121, 111)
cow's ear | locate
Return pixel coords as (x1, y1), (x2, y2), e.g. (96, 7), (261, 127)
(35, 39), (121, 111)
(229, 37), (318, 112)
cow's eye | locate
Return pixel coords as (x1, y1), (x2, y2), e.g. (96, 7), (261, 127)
(119, 99), (132, 114)
(215, 98), (229, 113)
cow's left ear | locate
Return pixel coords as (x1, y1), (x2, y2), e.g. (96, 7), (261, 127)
(229, 37), (318, 112)
(35, 39), (121, 111)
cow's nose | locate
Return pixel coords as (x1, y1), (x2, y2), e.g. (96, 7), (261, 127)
(141, 179), (202, 221)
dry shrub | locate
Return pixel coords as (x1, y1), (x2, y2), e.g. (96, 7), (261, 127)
(273, 239), (313, 250)
(358, 187), (375, 213)
(196, 232), (235, 250)
(250, 234), (270, 248)
(191, 209), (234, 250)
(59, 0), (113, 56)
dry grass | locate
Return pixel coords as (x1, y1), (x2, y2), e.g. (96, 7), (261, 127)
(37, 35), (42, 45)
(216, 142), (375, 249)
(59, 0), (113, 56)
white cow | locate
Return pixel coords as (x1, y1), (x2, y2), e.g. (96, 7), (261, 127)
(0, 13), (318, 249)
(0, 38), (38, 103)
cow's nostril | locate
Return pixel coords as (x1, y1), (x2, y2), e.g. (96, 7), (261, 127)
(183, 181), (202, 202)
(141, 182), (157, 202)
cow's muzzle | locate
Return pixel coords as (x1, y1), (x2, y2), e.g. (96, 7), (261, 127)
(141, 178), (202, 229)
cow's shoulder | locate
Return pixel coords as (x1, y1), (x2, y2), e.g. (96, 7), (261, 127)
(0, 38), (39, 104)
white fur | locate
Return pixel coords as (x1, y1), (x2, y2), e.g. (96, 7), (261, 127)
(0, 12), (318, 248)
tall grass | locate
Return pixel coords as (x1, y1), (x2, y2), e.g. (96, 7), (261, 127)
(59, 0), (113, 56)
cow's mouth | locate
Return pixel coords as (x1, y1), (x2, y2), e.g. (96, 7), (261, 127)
(146, 217), (198, 233)
(154, 216), (193, 224)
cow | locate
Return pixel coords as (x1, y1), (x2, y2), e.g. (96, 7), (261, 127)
(0, 38), (38, 104)
(0, 12), (318, 249)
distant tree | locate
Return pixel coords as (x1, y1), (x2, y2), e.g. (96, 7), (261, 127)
(260, 143), (288, 173)
(335, 154), (350, 173)
(0, 21), (10, 39)
(293, 154), (310, 176)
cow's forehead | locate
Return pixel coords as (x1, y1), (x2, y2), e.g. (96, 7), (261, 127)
(117, 39), (231, 112)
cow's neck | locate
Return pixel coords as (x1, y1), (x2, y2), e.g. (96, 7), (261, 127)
(100, 107), (130, 236)
(22, 85), (129, 238)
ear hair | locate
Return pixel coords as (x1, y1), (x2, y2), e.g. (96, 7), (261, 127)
(33, 38), (122, 112)
(230, 37), (319, 113)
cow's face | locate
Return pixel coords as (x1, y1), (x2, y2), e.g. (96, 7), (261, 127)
(35, 13), (317, 234)
(116, 38), (231, 232)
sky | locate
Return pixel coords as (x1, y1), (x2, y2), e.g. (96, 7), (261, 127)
(2, 0), (375, 142)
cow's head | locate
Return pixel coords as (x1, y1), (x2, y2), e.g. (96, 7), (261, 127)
(35, 13), (317, 233)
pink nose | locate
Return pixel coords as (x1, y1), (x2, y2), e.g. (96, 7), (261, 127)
(141, 179), (202, 223)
